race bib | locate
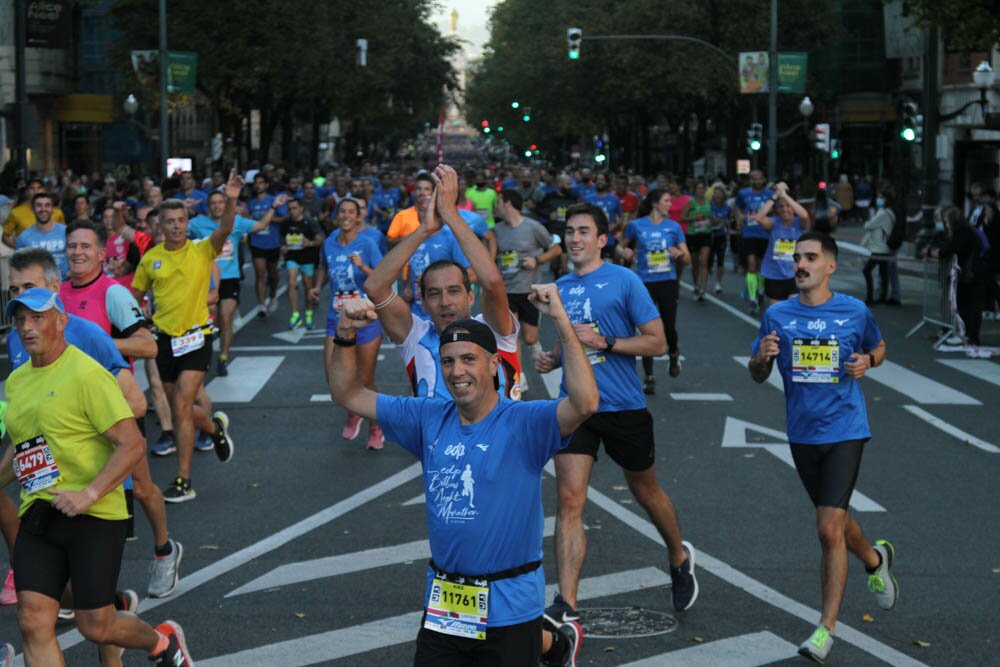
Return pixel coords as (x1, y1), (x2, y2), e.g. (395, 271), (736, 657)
(791, 338), (839, 383)
(774, 239), (795, 262)
(424, 575), (489, 640)
(14, 435), (62, 495)
(581, 322), (606, 365)
(646, 250), (671, 273)
(171, 329), (205, 357)
(285, 233), (304, 250)
(499, 250), (519, 275)
(557, 206), (568, 222)
(334, 290), (360, 312)
(219, 240), (234, 261)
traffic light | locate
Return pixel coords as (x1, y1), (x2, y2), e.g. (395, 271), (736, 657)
(567, 28), (582, 60)
(900, 100), (918, 142)
(497, 126), (504, 132)
(747, 123), (763, 152)
(481, 119), (489, 128)
(830, 138), (841, 160)
(914, 114), (924, 143)
(511, 101), (520, 109)
(812, 123), (830, 152)
(522, 106), (531, 122)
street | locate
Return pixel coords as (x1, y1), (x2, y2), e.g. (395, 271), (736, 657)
(1, 245), (997, 667)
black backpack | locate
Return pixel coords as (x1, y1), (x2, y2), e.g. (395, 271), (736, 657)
(886, 208), (905, 250)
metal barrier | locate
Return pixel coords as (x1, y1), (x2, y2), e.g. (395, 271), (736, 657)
(906, 258), (957, 348)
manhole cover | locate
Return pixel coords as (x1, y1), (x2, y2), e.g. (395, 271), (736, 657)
(577, 606), (678, 638)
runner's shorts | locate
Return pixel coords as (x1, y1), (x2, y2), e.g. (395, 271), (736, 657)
(561, 409), (656, 471)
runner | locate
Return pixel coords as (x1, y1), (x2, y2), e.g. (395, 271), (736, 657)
(536, 202), (698, 628)
(131, 172), (241, 502)
(747, 232), (896, 663)
(189, 190), (279, 375)
(752, 182), (813, 307)
(735, 170), (774, 313)
(585, 174), (621, 260)
(708, 186), (733, 294)
(328, 283), (597, 667)
(537, 175), (579, 278)
(280, 197), (324, 330)
(466, 169), (500, 228)
(15, 192), (68, 278)
(1, 288), (193, 666)
(363, 164), (521, 400)
(493, 189), (561, 393)
(682, 180), (714, 300)
(309, 198), (385, 449)
(247, 173), (288, 319)
(621, 189), (691, 392)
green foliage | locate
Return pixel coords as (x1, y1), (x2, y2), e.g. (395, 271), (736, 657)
(900, 0), (1000, 50)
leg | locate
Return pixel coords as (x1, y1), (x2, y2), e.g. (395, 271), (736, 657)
(167, 370), (207, 480)
(267, 258), (279, 300)
(0, 494), (19, 557)
(698, 245), (711, 292)
(815, 506), (851, 631)
(862, 259), (876, 302)
(287, 267), (300, 315)
(553, 454), (595, 608)
(219, 298), (238, 359)
(17, 590), (65, 666)
(146, 359), (172, 432)
(877, 256), (890, 302)
(253, 256), (268, 306)
(623, 466), (686, 566)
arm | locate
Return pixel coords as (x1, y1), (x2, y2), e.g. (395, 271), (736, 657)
(529, 285), (599, 436)
(110, 201), (137, 242)
(748, 330), (779, 383)
(309, 254), (327, 302)
(573, 315), (666, 358)
(671, 241), (692, 266)
(0, 445), (15, 487)
(50, 418), (145, 517)
(115, 328), (156, 360)
(210, 170), (243, 253)
(844, 339), (886, 379)
(434, 165), (515, 335)
(249, 198), (282, 233)
(328, 299), (380, 418)
(116, 369), (147, 418)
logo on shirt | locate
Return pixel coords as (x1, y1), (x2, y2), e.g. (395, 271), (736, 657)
(807, 318), (827, 333)
(443, 443), (466, 458)
(568, 285), (586, 296)
(595, 282), (609, 289)
(475, 443), (489, 452)
(834, 318), (850, 326)
(784, 319), (798, 329)
(153, 260), (162, 269)
(427, 464), (478, 524)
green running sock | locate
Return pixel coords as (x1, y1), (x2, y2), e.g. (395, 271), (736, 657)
(745, 273), (758, 300)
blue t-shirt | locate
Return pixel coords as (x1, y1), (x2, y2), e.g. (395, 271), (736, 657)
(372, 187), (402, 233)
(247, 195), (287, 249)
(181, 189), (209, 215)
(409, 228), (470, 319)
(573, 183), (596, 200)
(710, 203), (731, 236)
(376, 395), (568, 627)
(751, 293), (883, 444)
(321, 233), (382, 326)
(761, 217), (806, 280)
(332, 226), (388, 256)
(8, 314), (128, 375)
(735, 187), (775, 239)
(586, 193), (622, 226)
(188, 214), (257, 280)
(623, 217), (686, 282)
(458, 209), (490, 240)
(16, 225), (68, 277)
(556, 262), (660, 412)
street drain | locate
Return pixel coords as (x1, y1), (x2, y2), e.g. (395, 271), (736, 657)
(577, 606), (678, 639)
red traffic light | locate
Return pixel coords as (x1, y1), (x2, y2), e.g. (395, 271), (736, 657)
(481, 119), (489, 127)
(529, 144), (537, 150)
(818, 181), (826, 190)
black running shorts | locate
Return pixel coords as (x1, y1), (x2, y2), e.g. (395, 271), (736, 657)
(219, 278), (241, 303)
(560, 409), (656, 472)
(155, 332), (214, 383)
(507, 293), (540, 328)
(789, 440), (868, 509)
(13, 501), (128, 610)
(740, 237), (769, 261)
(413, 615), (541, 666)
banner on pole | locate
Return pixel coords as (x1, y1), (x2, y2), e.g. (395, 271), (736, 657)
(778, 53), (808, 94)
(131, 51), (199, 93)
(739, 52), (769, 94)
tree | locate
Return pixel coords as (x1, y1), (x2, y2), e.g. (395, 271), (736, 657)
(899, 0), (1000, 51)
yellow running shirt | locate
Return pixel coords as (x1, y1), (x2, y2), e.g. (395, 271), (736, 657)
(6, 346), (134, 520)
(133, 238), (219, 336)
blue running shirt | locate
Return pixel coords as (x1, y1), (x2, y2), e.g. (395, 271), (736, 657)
(376, 395), (569, 627)
(321, 234), (382, 328)
(761, 217), (806, 280)
(623, 217), (686, 282)
(556, 262), (660, 412)
(752, 293), (883, 444)
(188, 214), (257, 280)
(735, 187), (775, 239)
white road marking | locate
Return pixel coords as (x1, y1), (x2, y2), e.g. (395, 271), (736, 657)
(733, 356), (783, 391)
(721, 417), (886, 512)
(212, 284), (289, 352)
(937, 358), (1000, 388)
(227, 517), (568, 597)
(205, 356), (284, 402)
(669, 392), (733, 401)
(231, 345), (325, 352)
(619, 630), (798, 667)
(401, 493), (424, 506)
(310, 394), (331, 402)
(540, 366), (563, 399)
(681, 281), (760, 327)
(866, 361), (980, 405)
(902, 405), (999, 454)
(46, 463), (424, 656)
(200, 568), (670, 667)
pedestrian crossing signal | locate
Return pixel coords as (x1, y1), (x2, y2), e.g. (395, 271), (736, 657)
(567, 28), (582, 60)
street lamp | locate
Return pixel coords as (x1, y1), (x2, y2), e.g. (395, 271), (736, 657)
(973, 61), (995, 120)
(123, 93), (139, 116)
(799, 96), (814, 119)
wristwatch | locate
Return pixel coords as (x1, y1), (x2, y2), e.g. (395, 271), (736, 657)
(868, 353), (876, 368)
(604, 335), (617, 352)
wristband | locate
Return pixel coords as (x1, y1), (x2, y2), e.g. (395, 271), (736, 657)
(868, 353), (876, 368)
(333, 335), (357, 347)
(373, 292), (397, 310)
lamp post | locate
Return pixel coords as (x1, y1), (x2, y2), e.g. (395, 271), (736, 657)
(123, 94), (139, 117)
(972, 61), (996, 121)
(798, 96), (814, 119)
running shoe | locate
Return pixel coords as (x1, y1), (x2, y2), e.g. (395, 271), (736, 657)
(714, 282), (722, 294)
(749, 302), (760, 315)
(268, 297), (278, 313)
(669, 540), (698, 611)
(541, 616), (583, 667)
(643, 376), (656, 395)
(163, 477), (196, 504)
(148, 540), (183, 599)
(289, 312), (302, 329)
(0, 569), (15, 605)
(305, 309), (314, 330)
(696, 290), (705, 302)
(151, 432), (176, 457)
(868, 540), (898, 610)
(798, 625), (833, 663)
(342, 413), (363, 441)
(211, 411), (235, 463)
(544, 592), (580, 624)
(57, 608), (75, 622)
(194, 430), (214, 452)
(669, 354), (682, 378)
(114, 589), (139, 612)
(366, 425), (385, 450)
(256, 304), (268, 320)
(519, 371), (529, 394)
(0, 642), (13, 666)
(151, 621), (193, 666)
(216, 356), (229, 377)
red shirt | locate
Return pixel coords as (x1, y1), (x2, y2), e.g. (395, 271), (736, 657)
(669, 194), (691, 233)
(617, 191), (639, 219)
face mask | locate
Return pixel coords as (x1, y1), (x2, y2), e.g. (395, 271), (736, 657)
(875, 197), (885, 208)
(935, 221), (945, 233)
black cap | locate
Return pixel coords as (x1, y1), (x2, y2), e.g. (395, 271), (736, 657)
(439, 319), (498, 355)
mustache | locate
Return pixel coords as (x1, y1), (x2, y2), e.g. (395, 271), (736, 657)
(795, 270), (809, 278)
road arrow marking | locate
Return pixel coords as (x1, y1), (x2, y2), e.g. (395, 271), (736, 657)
(620, 630), (798, 667)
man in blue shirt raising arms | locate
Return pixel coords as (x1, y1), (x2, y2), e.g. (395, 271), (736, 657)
(329, 284), (598, 667)
(535, 202), (699, 629)
(748, 232), (897, 663)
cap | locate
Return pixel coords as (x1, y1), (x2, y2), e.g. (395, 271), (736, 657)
(5, 287), (66, 318)
(440, 319), (498, 355)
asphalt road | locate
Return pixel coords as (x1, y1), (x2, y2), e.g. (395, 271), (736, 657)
(0, 244), (997, 666)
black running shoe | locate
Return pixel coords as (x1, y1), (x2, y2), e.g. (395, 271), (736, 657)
(670, 540), (699, 611)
